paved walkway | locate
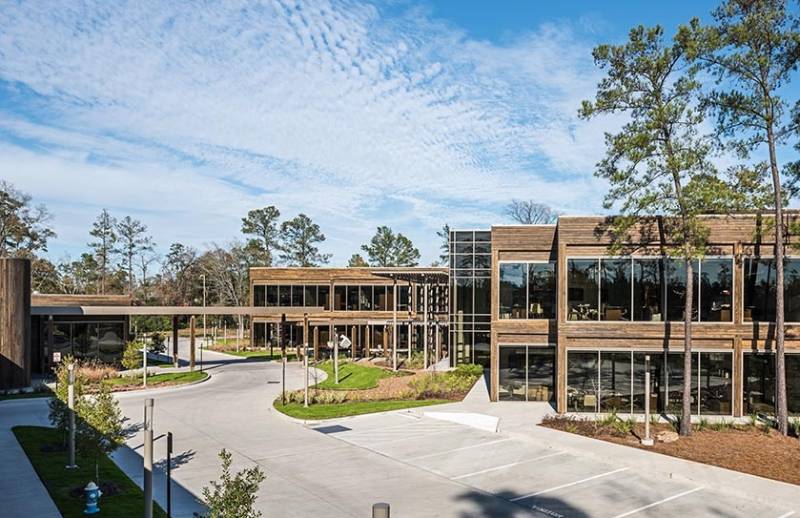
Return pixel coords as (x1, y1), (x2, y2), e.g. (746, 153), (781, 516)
(0, 398), (60, 518)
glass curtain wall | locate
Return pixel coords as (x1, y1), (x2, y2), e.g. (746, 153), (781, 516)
(499, 262), (556, 319)
(744, 257), (800, 322)
(450, 230), (491, 367)
(744, 352), (800, 415)
(498, 345), (555, 402)
(568, 257), (732, 323)
(49, 321), (125, 364)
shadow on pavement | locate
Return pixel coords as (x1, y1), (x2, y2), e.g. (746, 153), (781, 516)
(455, 488), (590, 518)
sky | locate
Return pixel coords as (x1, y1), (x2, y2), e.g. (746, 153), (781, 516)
(0, 0), (788, 266)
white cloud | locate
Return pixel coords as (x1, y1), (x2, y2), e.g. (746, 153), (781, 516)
(0, 0), (612, 264)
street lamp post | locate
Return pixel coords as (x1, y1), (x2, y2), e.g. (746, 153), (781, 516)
(200, 274), (206, 372)
(642, 354), (654, 446)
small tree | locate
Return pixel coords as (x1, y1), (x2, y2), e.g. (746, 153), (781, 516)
(201, 449), (266, 518)
(49, 357), (86, 439)
(122, 341), (141, 370)
(79, 383), (125, 483)
(115, 216), (153, 296)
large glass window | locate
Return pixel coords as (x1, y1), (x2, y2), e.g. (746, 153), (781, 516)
(499, 263), (526, 319)
(473, 278), (491, 315)
(304, 286), (318, 308)
(599, 352), (632, 411)
(97, 323), (125, 364)
(529, 263), (556, 319)
(568, 260), (599, 321)
(279, 285), (291, 307)
(347, 286), (359, 311)
(473, 332), (491, 368)
(632, 352), (666, 413)
(398, 285), (411, 311)
(291, 285), (303, 306)
(253, 285), (266, 307)
(359, 286), (373, 310)
(600, 260), (631, 321)
(498, 345), (554, 402)
(744, 353), (800, 415)
(374, 286), (387, 311)
(567, 351), (599, 411)
(666, 259), (698, 322)
(266, 285), (278, 307)
(318, 285), (330, 310)
(334, 286), (346, 311)
(786, 260), (800, 322)
(699, 352), (732, 414)
(633, 259), (663, 321)
(455, 279), (473, 316)
(699, 259), (733, 322)
(744, 258), (776, 321)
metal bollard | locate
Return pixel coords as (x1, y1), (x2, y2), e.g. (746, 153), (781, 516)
(372, 502), (390, 518)
(144, 398), (154, 518)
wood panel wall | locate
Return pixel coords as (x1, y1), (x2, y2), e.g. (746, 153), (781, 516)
(0, 258), (31, 390)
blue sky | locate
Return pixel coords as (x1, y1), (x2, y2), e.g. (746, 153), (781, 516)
(0, 0), (789, 266)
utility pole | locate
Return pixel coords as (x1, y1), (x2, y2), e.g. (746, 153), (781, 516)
(66, 362), (77, 469)
(143, 398), (154, 518)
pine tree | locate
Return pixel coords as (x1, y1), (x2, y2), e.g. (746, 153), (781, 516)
(278, 214), (331, 266)
(88, 209), (118, 294)
(361, 226), (420, 267)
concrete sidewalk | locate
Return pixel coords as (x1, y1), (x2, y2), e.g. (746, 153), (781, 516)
(0, 399), (60, 518)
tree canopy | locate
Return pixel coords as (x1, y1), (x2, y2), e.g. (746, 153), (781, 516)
(361, 226), (420, 267)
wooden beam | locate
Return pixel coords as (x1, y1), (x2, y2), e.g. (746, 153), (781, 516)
(172, 315), (179, 367)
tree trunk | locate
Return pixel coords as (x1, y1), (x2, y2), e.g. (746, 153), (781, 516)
(768, 127), (788, 435)
(680, 257), (693, 436)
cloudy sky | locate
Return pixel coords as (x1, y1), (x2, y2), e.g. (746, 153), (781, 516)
(0, 0), (750, 265)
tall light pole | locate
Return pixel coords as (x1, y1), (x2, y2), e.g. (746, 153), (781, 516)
(200, 274), (207, 344)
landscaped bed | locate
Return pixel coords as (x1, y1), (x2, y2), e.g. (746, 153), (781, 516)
(104, 370), (208, 391)
(13, 426), (167, 518)
(210, 347), (296, 361)
(273, 362), (483, 419)
(541, 414), (800, 486)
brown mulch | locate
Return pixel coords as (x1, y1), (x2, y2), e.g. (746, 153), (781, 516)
(542, 418), (800, 486)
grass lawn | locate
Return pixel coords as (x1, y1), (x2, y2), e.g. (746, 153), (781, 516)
(0, 388), (54, 401)
(214, 349), (296, 361)
(103, 371), (208, 390)
(13, 426), (167, 518)
(314, 361), (398, 390)
(273, 399), (449, 419)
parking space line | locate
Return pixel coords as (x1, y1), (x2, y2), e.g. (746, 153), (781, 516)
(451, 451), (565, 480)
(611, 486), (704, 517)
(510, 467), (629, 502)
(776, 512), (796, 518)
(409, 438), (514, 461)
(341, 428), (460, 445)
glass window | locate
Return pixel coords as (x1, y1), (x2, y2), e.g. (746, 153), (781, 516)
(567, 351), (599, 411)
(473, 332), (490, 368)
(374, 286), (388, 311)
(253, 285), (266, 307)
(699, 352), (732, 415)
(744, 353), (775, 415)
(473, 278), (490, 315)
(474, 241), (491, 254)
(474, 255), (491, 268)
(318, 285), (330, 310)
(266, 285), (278, 307)
(279, 285), (291, 307)
(291, 285), (303, 306)
(499, 264), (526, 319)
(666, 352), (698, 414)
(498, 346), (526, 401)
(528, 347), (555, 402)
(359, 286), (373, 310)
(529, 263), (556, 319)
(599, 351), (632, 412)
(700, 259), (733, 322)
(788, 354), (800, 414)
(304, 286), (317, 308)
(455, 278), (473, 315)
(786, 260), (800, 322)
(455, 231), (474, 241)
(347, 286), (359, 311)
(454, 255), (473, 269)
(253, 322), (267, 348)
(474, 231), (491, 242)
(666, 259), (698, 322)
(334, 286), (346, 310)
(633, 259), (663, 321)
(600, 259), (631, 321)
(744, 257), (776, 322)
(568, 260), (599, 321)
(72, 323), (94, 360)
(53, 323), (71, 355)
(98, 323), (124, 364)
(454, 242), (473, 254)
(632, 352), (666, 413)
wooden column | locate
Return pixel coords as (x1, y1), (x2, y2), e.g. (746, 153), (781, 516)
(0, 258), (31, 390)
(350, 325), (357, 358)
(383, 326), (389, 356)
(172, 315), (179, 367)
(734, 334), (743, 417)
(556, 241), (568, 413)
(189, 316), (196, 371)
(47, 316), (54, 372)
(303, 314), (309, 359)
(365, 325), (371, 358)
(407, 322), (413, 360)
(313, 326), (320, 361)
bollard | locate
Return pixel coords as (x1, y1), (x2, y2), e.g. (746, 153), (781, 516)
(641, 355), (654, 446)
(143, 398), (154, 518)
(372, 502), (390, 518)
(84, 481), (102, 514)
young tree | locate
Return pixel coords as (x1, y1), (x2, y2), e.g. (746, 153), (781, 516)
(58, 253), (100, 294)
(88, 209), (118, 294)
(115, 216), (153, 296)
(580, 25), (722, 436)
(201, 449), (266, 518)
(241, 206), (281, 266)
(0, 181), (55, 256)
(159, 243), (199, 305)
(347, 253), (369, 267)
(436, 224), (450, 266)
(80, 383), (125, 483)
(201, 242), (252, 336)
(361, 226), (421, 267)
(681, 0), (800, 436)
(278, 214), (331, 266)
(138, 248), (159, 302)
(504, 200), (559, 225)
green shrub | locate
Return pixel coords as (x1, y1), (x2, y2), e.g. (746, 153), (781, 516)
(121, 341), (141, 370)
(201, 449), (266, 518)
(697, 417), (709, 432)
(453, 363), (484, 378)
(408, 371), (478, 400)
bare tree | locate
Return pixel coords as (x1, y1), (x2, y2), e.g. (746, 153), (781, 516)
(201, 242), (252, 338)
(504, 200), (559, 224)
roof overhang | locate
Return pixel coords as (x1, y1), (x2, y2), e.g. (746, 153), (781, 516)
(31, 306), (325, 317)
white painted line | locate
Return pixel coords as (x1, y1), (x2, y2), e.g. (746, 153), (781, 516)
(452, 451), (565, 480)
(611, 486), (704, 518)
(510, 467), (630, 502)
(409, 438), (514, 460)
(776, 512), (796, 518)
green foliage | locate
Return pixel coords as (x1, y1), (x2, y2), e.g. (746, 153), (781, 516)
(122, 341), (141, 370)
(314, 361), (396, 390)
(436, 224), (450, 267)
(361, 226), (420, 267)
(274, 399), (448, 420)
(88, 208), (118, 293)
(148, 332), (166, 354)
(48, 357), (85, 437)
(0, 180), (55, 256)
(241, 206), (281, 267)
(698, 417), (710, 431)
(278, 213), (330, 266)
(453, 363), (485, 378)
(407, 369), (481, 400)
(201, 449), (266, 518)
(347, 253), (369, 267)
(79, 383), (125, 457)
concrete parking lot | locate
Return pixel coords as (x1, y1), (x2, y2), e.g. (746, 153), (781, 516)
(318, 411), (796, 517)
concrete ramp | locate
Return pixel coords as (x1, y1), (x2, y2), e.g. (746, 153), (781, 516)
(423, 411), (500, 433)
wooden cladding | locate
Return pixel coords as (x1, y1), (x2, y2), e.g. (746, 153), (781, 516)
(31, 294), (132, 307)
(250, 267), (446, 283)
(1, 258), (31, 390)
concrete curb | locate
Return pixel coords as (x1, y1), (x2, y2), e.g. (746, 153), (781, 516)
(502, 422), (800, 509)
(111, 370), (212, 399)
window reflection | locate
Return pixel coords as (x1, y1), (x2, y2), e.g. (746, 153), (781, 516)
(699, 259), (732, 322)
(568, 260), (599, 321)
(600, 260), (630, 321)
(499, 264), (526, 319)
(633, 259), (663, 321)
(567, 351), (599, 411)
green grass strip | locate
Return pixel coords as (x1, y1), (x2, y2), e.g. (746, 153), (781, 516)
(104, 370), (208, 389)
(13, 426), (167, 518)
(314, 361), (399, 390)
(273, 399), (449, 419)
